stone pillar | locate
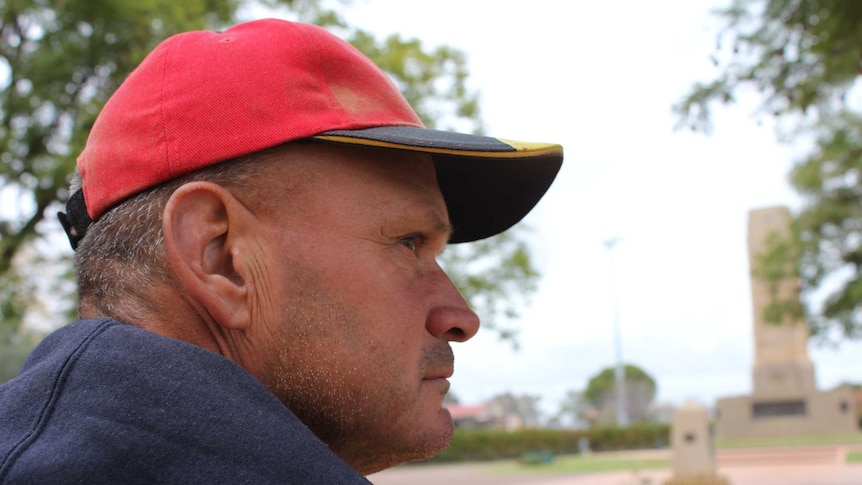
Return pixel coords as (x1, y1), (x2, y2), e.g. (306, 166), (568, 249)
(714, 206), (859, 441)
(671, 401), (715, 478)
(747, 206), (816, 398)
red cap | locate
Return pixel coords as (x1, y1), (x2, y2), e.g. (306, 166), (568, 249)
(70, 19), (563, 244)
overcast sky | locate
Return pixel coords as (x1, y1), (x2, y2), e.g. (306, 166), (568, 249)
(316, 0), (862, 417)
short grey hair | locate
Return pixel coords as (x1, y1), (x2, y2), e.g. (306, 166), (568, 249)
(73, 149), (278, 322)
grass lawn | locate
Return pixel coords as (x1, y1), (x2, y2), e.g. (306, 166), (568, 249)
(847, 451), (862, 463)
(716, 433), (862, 449)
(486, 453), (670, 475)
(479, 433), (862, 474)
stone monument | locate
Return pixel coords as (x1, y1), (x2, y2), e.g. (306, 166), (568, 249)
(715, 206), (858, 439)
(665, 403), (729, 485)
(671, 401), (715, 477)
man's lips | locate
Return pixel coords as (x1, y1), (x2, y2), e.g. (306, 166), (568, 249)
(423, 375), (451, 396)
(423, 368), (453, 380)
(423, 367), (453, 396)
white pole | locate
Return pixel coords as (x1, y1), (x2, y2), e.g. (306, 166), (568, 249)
(604, 237), (628, 427)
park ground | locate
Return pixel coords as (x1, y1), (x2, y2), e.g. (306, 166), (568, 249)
(369, 441), (862, 485)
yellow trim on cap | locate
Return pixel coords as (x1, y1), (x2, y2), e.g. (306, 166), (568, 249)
(313, 135), (563, 159)
(498, 138), (562, 152)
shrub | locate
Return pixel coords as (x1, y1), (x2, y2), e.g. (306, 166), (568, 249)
(426, 424), (670, 463)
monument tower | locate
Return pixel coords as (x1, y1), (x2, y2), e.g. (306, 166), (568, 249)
(749, 207), (815, 401)
(715, 206), (857, 439)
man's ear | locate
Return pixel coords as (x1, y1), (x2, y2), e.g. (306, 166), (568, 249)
(162, 182), (252, 330)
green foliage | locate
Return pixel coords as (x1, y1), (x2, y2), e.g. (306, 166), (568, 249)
(1, 0), (238, 268)
(426, 424), (670, 464)
(752, 230), (805, 325)
(675, 0), (862, 133)
(0, 260), (34, 340)
(0, 246), (43, 381)
(584, 364), (655, 407)
(791, 113), (862, 337)
(582, 364), (656, 422)
(0, 0), (240, 378)
(0, 315), (43, 383)
(501, 453), (670, 475)
(675, 0), (862, 339)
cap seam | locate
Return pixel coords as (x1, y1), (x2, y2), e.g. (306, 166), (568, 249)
(158, 38), (177, 179)
(295, 24), (350, 133)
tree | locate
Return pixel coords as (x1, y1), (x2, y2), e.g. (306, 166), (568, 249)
(582, 364), (657, 425)
(0, 0), (541, 380)
(487, 392), (543, 429)
(674, 0), (862, 339)
(555, 389), (592, 429)
(0, 0), (240, 367)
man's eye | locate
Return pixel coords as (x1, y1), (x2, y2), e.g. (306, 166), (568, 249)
(399, 237), (417, 253)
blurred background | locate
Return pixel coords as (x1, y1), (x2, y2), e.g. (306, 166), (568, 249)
(3, 0), (862, 442)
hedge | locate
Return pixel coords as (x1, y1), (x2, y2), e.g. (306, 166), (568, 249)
(426, 424), (670, 463)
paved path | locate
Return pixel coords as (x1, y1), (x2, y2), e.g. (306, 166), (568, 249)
(368, 445), (862, 485)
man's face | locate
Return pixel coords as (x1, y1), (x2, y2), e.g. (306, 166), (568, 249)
(246, 144), (480, 474)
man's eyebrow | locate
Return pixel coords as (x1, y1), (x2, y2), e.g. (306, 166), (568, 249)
(430, 213), (454, 241)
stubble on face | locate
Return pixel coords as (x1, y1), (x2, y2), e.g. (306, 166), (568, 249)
(246, 143), (465, 473)
(261, 255), (456, 474)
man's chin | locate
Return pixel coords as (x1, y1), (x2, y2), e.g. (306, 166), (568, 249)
(412, 407), (455, 459)
(335, 406), (455, 474)
(393, 408), (455, 465)
(437, 405), (455, 438)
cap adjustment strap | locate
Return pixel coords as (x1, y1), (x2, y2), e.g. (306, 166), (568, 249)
(58, 189), (90, 250)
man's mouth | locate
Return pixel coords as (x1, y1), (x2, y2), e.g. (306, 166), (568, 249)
(422, 366), (453, 397)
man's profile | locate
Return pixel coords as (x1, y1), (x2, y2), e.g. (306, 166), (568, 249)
(0, 18), (562, 482)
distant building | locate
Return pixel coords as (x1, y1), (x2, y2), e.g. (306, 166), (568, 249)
(446, 404), (495, 429)
(445, 402), (525, 430)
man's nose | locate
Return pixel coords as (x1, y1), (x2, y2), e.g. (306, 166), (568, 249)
(424, 269), (480, 342)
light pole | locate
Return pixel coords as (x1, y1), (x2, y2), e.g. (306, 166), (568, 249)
(604, 237), (628, 427)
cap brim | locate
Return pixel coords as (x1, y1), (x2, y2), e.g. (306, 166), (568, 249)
(314, 126), (563, 243)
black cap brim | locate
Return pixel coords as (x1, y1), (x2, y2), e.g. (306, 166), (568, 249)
(314, 126), (563, 243)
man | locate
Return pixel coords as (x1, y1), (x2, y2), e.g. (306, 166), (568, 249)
(0, 18), (562, 482)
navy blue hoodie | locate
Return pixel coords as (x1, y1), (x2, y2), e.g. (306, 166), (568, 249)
(0, 319), (370, 484)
